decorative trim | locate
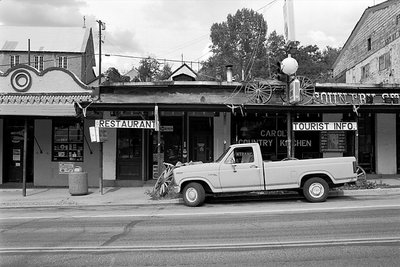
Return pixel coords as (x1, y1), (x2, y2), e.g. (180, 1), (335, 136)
(1, 64), (91, 90)
(10, 69), (32, 92)
(0, 94), (92, 104)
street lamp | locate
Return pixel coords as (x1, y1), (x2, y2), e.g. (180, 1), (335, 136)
(281, 54), (298, 76)
(281, 54), (298, 158)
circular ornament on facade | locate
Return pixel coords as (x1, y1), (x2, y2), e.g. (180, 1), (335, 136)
(11, 69), (32, 92)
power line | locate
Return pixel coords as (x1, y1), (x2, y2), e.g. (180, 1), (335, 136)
(103, 53), (202, 67)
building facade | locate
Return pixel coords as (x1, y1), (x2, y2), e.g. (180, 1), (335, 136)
(332, 0), (400, 175)
(0, 65), (100, 186)
(0, 26), (96, 84)
(333, 0), (400, 84)
(2, 65), (400, 187)
(81, 66), (400, 187)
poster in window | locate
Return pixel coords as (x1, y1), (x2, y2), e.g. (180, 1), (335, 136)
(328, 133), (339, 150)
(320, 131), (346, 152)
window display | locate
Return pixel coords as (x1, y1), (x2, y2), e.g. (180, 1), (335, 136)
(52, 120), (84, 162)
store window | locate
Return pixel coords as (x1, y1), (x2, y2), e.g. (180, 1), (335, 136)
(293, 113), (321, 159)
(151, 115), (183, 179)
(153, 116), (183, 165)
(233, 113), (321, 161)
(52, 120), (84, 162)
(233, 113), (288, 161)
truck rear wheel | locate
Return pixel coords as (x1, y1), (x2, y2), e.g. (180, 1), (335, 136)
(182, 182), (205, 207)
(303, 178), (329, 202)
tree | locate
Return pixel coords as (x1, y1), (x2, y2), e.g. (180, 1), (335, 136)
(266, 30), (287, 78)
(155, 63), (173, 81)
(199, 9), (340, 83)
(199, 8), (268, 81)
(104, 67), (130, 83)
(137, 57), (160, 82)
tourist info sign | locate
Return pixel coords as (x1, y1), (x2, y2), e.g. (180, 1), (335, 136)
(292, 122), (357, 131)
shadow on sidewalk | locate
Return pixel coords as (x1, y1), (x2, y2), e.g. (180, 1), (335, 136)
(103, 187), (121, 194)
(27, 188), (51, 196)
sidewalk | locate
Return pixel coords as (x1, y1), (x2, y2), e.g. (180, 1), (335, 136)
(0, 186), (181, 208)
(0, 177), (399, 209)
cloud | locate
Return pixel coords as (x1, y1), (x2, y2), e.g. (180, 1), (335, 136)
(0, 0), (87, 26)
(306, 30), (337, 48)
(103, 29), (143, 55)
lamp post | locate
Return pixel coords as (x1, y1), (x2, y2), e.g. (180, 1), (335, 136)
(281, 54), (298, 158)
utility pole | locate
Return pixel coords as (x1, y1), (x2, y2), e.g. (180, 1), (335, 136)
(97, 20), (105, 195)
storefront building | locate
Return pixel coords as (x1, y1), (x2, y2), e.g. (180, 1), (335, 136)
(0, 65), (100, 186)
(2, 65), (400, 187)
(84, 72), (400, 187)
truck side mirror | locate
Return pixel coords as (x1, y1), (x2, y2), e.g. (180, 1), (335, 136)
(227, 157), (235, 164)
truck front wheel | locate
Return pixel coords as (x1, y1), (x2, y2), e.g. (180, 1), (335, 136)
(303, 178), (329, 202)
(182, 182), (205, 207)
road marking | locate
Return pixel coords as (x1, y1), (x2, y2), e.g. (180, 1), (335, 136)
(1, 204), (400, 220)
(1, 237), (400, 253)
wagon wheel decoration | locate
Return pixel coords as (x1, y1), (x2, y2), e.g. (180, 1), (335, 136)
(245, 81), (273, 104)
(356, 165), (367, 181)
(296, 76), (315, 104)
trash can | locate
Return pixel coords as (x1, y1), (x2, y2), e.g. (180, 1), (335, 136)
(68, 166), (88, 196)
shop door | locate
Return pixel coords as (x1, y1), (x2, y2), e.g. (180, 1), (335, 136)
(189, 117), (213, 162)
(358, 114), (375, 173)
(116, 129), (142, 180)
(3, 119), (34, 183)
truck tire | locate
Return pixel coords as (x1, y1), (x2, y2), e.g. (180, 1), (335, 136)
(182, 182), (205, 207)
(303, 178), (329, 202)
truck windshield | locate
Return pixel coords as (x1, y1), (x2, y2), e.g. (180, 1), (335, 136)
(215, 148), (230, 163)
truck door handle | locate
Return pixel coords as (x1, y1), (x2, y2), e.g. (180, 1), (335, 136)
(231, 164), (237, 173)
(249, 165), (258, 168)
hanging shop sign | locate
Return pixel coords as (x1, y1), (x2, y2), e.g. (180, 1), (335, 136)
(313, 92), (400, 105)
(95, 119), (155, 129)
(89, 126), (108, 142)
(292, 122), (357, 131)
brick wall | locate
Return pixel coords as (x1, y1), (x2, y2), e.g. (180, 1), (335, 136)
(0, 51), (90, 83)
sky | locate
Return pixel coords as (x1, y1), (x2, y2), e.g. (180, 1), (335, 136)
(0, 0), (387, 74)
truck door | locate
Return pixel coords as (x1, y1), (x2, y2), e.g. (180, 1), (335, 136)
(218, 146), (263, 192)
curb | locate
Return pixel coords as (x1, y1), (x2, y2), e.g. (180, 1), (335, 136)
(0, 199), (182, 209)
(329, 188), (400, 197)
(0, 188), (399, 209)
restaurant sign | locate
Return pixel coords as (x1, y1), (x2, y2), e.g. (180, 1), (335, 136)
(95, 119), (155, 129)
(293, 122), (357, 131)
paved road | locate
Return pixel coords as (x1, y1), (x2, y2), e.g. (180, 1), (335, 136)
(1, 195), (400, 266)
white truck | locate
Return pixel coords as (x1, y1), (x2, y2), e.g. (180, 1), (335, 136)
(173, 143), (358, 206)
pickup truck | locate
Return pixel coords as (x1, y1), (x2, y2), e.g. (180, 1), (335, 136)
(173, 143), (358, 206)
